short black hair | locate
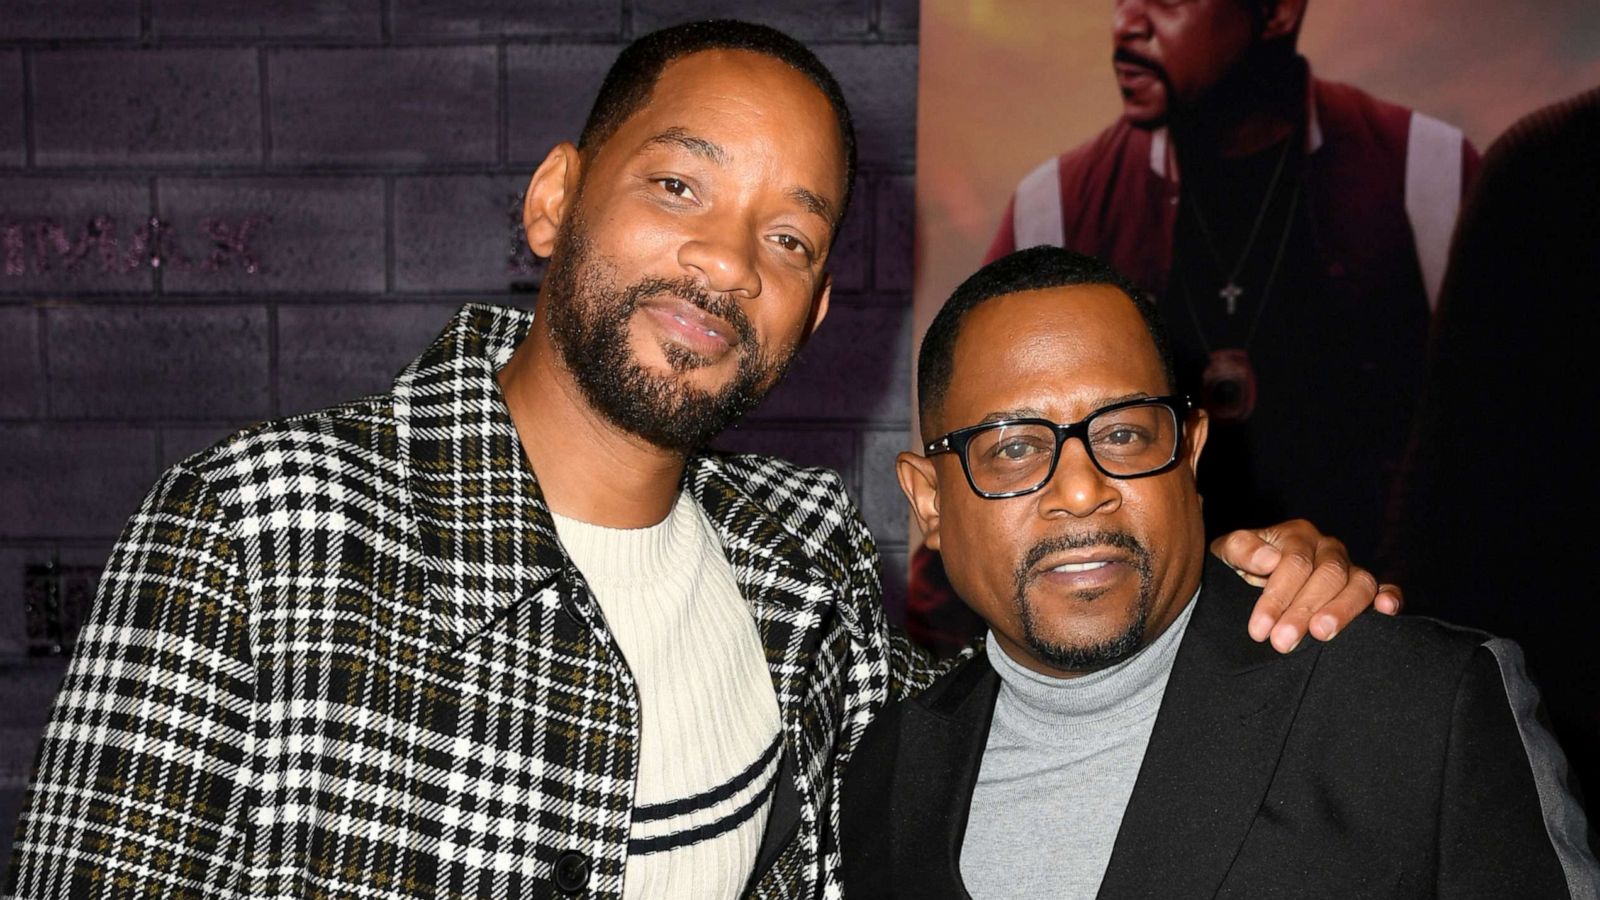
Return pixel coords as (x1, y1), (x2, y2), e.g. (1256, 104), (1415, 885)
(577, 20), (857, 222)
(917, 246), (1177, 432)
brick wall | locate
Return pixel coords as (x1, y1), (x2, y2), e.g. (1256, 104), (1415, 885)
(0, 0), (919, 871)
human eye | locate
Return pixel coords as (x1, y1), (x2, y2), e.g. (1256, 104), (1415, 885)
(1097, 425), (1151, 447)
(984, 433), (1051, 463)
(652, 176), (698, 202)
(1089, 408), (1163, 459)
(769, 232), (816, 262)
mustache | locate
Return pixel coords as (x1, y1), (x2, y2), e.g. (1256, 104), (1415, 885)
(1013, 529), (1152, 588)
(1113, 47), (1166, 80)
(621, 275), (757, 347)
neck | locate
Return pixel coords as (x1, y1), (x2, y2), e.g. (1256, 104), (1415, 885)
(497, 309), (687, 529)
(1170, 51), (1305, 160)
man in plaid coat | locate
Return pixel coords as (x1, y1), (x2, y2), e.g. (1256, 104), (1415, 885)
(5, 21), (1392, 900)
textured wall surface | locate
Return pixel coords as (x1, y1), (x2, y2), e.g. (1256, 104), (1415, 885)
(0, 0), (919, 871)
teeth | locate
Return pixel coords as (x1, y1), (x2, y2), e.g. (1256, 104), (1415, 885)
(1051, 561), (1110, 573)
(672, 313), (720, 339)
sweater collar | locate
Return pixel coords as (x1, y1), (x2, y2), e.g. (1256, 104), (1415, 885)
(985, 589), (1197, 734)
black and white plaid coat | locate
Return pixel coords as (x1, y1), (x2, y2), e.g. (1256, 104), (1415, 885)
(6, 304), (939, 900)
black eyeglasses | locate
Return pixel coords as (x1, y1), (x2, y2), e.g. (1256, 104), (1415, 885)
(924, 396), (1192, 499)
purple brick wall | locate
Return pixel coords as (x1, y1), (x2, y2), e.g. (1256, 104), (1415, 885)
(33, 48), (263, 167)
(154, 0), (383, 39)
(0, 1), (919, 870)
(0, 52), (23, 167)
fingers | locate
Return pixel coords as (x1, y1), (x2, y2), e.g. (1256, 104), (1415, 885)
(1221, 520), (1392, 653)
(1376, 583), (1404, 616)
(1303, 567), (1381, 643)
(1245, 544), (1313, 643)
(1236, 520), (1330, 645)
(1211, 527), (1285, 578)
(1263, 550), (1353, 653)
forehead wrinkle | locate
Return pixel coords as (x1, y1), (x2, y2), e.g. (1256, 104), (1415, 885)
(643, 126), (728, 165)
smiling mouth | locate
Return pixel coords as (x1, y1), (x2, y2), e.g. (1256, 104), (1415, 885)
(640, 297), (737, 359)
(1016, 530), (1151, 605)
(1030, 547), (1135, 592)
(672, 310), (725, 339)
(1050, 560), (1112, 574)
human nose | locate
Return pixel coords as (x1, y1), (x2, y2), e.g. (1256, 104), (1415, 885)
(1113, 0), (1151, 42)
(678, 220), (762, 299)
(1037, 435), (1122, 519)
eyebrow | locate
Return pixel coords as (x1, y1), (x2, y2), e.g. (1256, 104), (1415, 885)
(644, 127), (727, 165)
(976, 393), (1154, 425)
(789, 187), (837, 227)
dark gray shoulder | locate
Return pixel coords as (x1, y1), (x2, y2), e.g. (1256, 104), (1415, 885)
(1326, 605), (1497, 672)
(1201, 554), (1494, 674)
(915, 649), (998, 717)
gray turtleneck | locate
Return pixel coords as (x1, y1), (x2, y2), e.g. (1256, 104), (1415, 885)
(959, 593), (1199, 900)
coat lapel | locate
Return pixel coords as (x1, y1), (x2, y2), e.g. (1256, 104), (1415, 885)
(683, 456), (846, 830)
(1097, 556), (1322, 898)
(391, 304), (572, 650)
(888, 656), (999, 897)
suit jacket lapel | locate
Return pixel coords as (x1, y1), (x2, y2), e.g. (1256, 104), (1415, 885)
(392, 304), (570, 650)
(1098, 556), (1322, 898)
(888, 655), (1000, 897)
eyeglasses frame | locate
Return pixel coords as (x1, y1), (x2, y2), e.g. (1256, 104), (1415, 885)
(923, 395), (1195, 499)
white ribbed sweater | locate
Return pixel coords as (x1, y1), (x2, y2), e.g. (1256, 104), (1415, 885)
(551, 491), (782, 899)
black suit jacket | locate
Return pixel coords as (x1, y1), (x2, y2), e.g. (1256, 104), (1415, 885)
(841, 556), (1595, 898)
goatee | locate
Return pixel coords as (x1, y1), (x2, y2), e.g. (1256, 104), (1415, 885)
(1011, 529), (1156, 673)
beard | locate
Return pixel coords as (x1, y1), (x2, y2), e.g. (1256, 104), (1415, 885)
(1011, 529), (1156, 673)
(541, 211), (796, 452)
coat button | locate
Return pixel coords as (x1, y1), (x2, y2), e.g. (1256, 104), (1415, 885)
(554, 850), (591, 894)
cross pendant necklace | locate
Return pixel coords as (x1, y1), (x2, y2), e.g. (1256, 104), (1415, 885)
(1187, 137), (1295, 317)
(1219, 282), (1243, 315)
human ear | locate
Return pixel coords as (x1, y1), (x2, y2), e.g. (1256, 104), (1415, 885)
(1185, 408), (1210, 477)
(1260, 0), (1307, 42)
(801, 275), (832, 343)
(522, 142), (583, 258)
(897, 451), (943, 551)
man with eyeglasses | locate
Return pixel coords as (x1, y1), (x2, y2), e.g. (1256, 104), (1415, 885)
(840, 246), (1597, 898)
